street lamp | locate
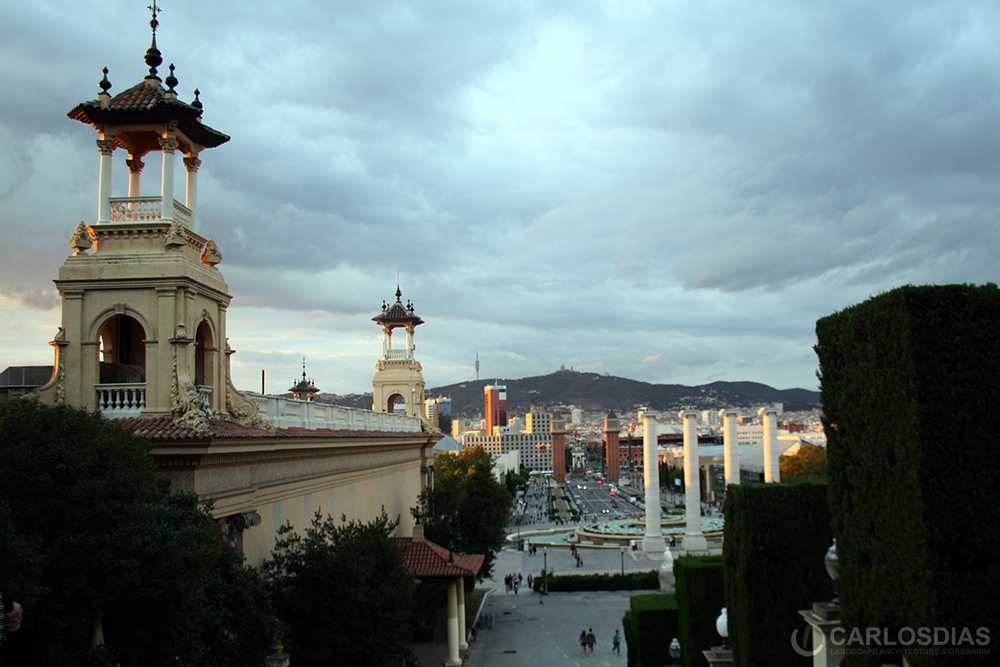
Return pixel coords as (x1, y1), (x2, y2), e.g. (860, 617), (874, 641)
(716, 607), (729, 650)
(620, 546), (625, 576)
(543, 546), (548, 594)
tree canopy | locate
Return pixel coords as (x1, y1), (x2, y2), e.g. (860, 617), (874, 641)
(778, 442), (827, 480)
(262, 510), (413, 667)
(411, 446), (511, 580)
(0, 399), (273, 667)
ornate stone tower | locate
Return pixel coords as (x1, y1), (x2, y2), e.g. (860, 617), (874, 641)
(35, 8), (267, 432)
(372, 287), (426, 418)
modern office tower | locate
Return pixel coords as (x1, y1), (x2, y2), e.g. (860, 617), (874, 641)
(484, 384), (507, 434)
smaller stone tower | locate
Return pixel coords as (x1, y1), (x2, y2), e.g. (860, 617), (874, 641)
(372, 287), (425, 418)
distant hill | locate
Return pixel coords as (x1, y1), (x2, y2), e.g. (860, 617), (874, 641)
(312, 370), (820, 417)
(423, 370), (819, 418)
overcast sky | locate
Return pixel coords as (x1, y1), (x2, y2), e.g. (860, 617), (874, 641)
(2, 0), (998, 398)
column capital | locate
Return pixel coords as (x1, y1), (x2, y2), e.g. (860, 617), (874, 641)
(126, 157), (145, 173)
(678, 410), (699, 420)
(719, 408), (740, 418)
(758, 406), (779, 418)
(183, 156), (202, 172)
(159, 136), (180, 152)
(96, 139), (116, 155)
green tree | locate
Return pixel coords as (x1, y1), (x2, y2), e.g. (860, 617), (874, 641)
(411, 447), (511, 580)
(262, 510), (413, 667)
(0, 400), (273, 667)
(778, 442), (827, 480)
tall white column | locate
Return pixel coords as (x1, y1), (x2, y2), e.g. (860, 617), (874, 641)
(457, 578), (468, 650)
(96, 139), (115, 223)
(126, 155), (144, 197)
(184, 155), (201, 231)
(159, 136), (179, 223)
(641, 412), (665, 554)
(445, 579), (461, 666)
(720, 409), (741, 485)
(760, 406), (780, 482)
(680, 410), (707, 553)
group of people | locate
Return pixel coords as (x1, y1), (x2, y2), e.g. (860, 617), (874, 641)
(570, 542), (584, 567)
(579, 627), (621, 656)
(504, 573), (524, 594)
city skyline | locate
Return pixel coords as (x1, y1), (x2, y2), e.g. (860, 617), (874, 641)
(3, 2), (999, 396)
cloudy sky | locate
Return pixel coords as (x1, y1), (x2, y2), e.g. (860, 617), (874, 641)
(2, 0), (998, 397)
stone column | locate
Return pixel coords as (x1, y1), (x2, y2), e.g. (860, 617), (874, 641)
(184, 155), (201, 231)
(126, 155), (144, 197)
(159, 136), (179, 223)
(445, 579), (461, 666)
(759, 406), (780, 483)
(680, 410), (707, 553)
(641, 412), (665, 554)
(605, 411), (621, 484)
(96, 139), (115, 224)
(457, 578), (468, 650)
(720, 409), (741, 485)
(551, 419), (566, 483)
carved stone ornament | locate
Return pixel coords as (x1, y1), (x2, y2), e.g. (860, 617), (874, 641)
(53, 345), (67, 405)
(171, 348), (210, 432)
(183, 156), (202, 172)
(159, 136), (180, 152)
(70, 222), (93, 255)
(165, 219), (187, 248)
(201, 239), (222, 266)
(96, 139), (116, 156)
(223, 348), (275, 432)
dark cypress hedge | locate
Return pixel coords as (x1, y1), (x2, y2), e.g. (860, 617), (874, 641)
(815, 284), (1000, 666)
(674, 555), (726, 667)
(622, 593), (679, 667)
(723, 481), (833, 667)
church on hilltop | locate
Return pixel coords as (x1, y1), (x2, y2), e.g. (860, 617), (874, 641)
(0, 11), (443, 568)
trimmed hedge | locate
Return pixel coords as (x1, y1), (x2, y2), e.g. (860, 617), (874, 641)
(675, 555), (726, 667)
(623, 594), (679, 667)
(815, 284), (1000, 666)
(533, 570), (658, 592)
(723, 481), (833, 667)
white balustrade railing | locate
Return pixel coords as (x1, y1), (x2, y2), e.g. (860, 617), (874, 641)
(96, 383), (146, 419)
(196, 385), (212, 414)
(385, 349), (410, 360)
(108, 197), (192, 226)
(245, 393), (423, 433)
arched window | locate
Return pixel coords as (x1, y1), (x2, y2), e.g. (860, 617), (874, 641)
(98, 315), (146, 383)
(195, 320), (215, 387)
(388, 393), (407, 414)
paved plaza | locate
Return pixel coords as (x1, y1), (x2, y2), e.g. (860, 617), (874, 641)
(414, 520), (668, 666)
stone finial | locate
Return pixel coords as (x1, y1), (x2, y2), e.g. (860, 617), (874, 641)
(201, 239), (222, 266)
(165, 220), (186, 248)
(70, 221), (93, 255)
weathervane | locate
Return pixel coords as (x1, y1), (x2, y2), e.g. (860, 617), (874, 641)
(148, 2), (161, 33)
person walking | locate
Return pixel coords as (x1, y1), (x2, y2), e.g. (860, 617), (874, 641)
(579, 629), (588, 656)
(612, 629), (621, 655)
(587, 628), (596, 656)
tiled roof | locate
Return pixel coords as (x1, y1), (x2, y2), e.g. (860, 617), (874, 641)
(373, 300), (424, 326)
(67, 80), (230, 149)
(118, 415), (427, 442)
(396, 537), (485, 578)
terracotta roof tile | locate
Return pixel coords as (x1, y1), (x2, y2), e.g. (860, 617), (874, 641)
(396, 537), (485, 578)
(117, 416), (427, 442)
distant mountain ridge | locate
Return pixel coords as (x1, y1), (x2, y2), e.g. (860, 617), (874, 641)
(308, 369), (818, 417)
(426, 371), (819, 417)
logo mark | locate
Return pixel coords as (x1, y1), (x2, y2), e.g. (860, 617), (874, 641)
(791, 628), (824, 657)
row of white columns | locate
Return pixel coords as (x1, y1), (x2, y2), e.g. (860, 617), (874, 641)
(446, 577), (468, 666)
(95, 135), (201, 230)
(641, 406), (781, 556)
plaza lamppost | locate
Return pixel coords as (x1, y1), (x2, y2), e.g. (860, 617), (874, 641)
(620, 546), (625, 576)
(543, 546), (548, 594)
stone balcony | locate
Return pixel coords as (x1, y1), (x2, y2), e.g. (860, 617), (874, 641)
(96, 383), (146, 418)
(246, 393), (423, 432)
(109, 196), (193, 227)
